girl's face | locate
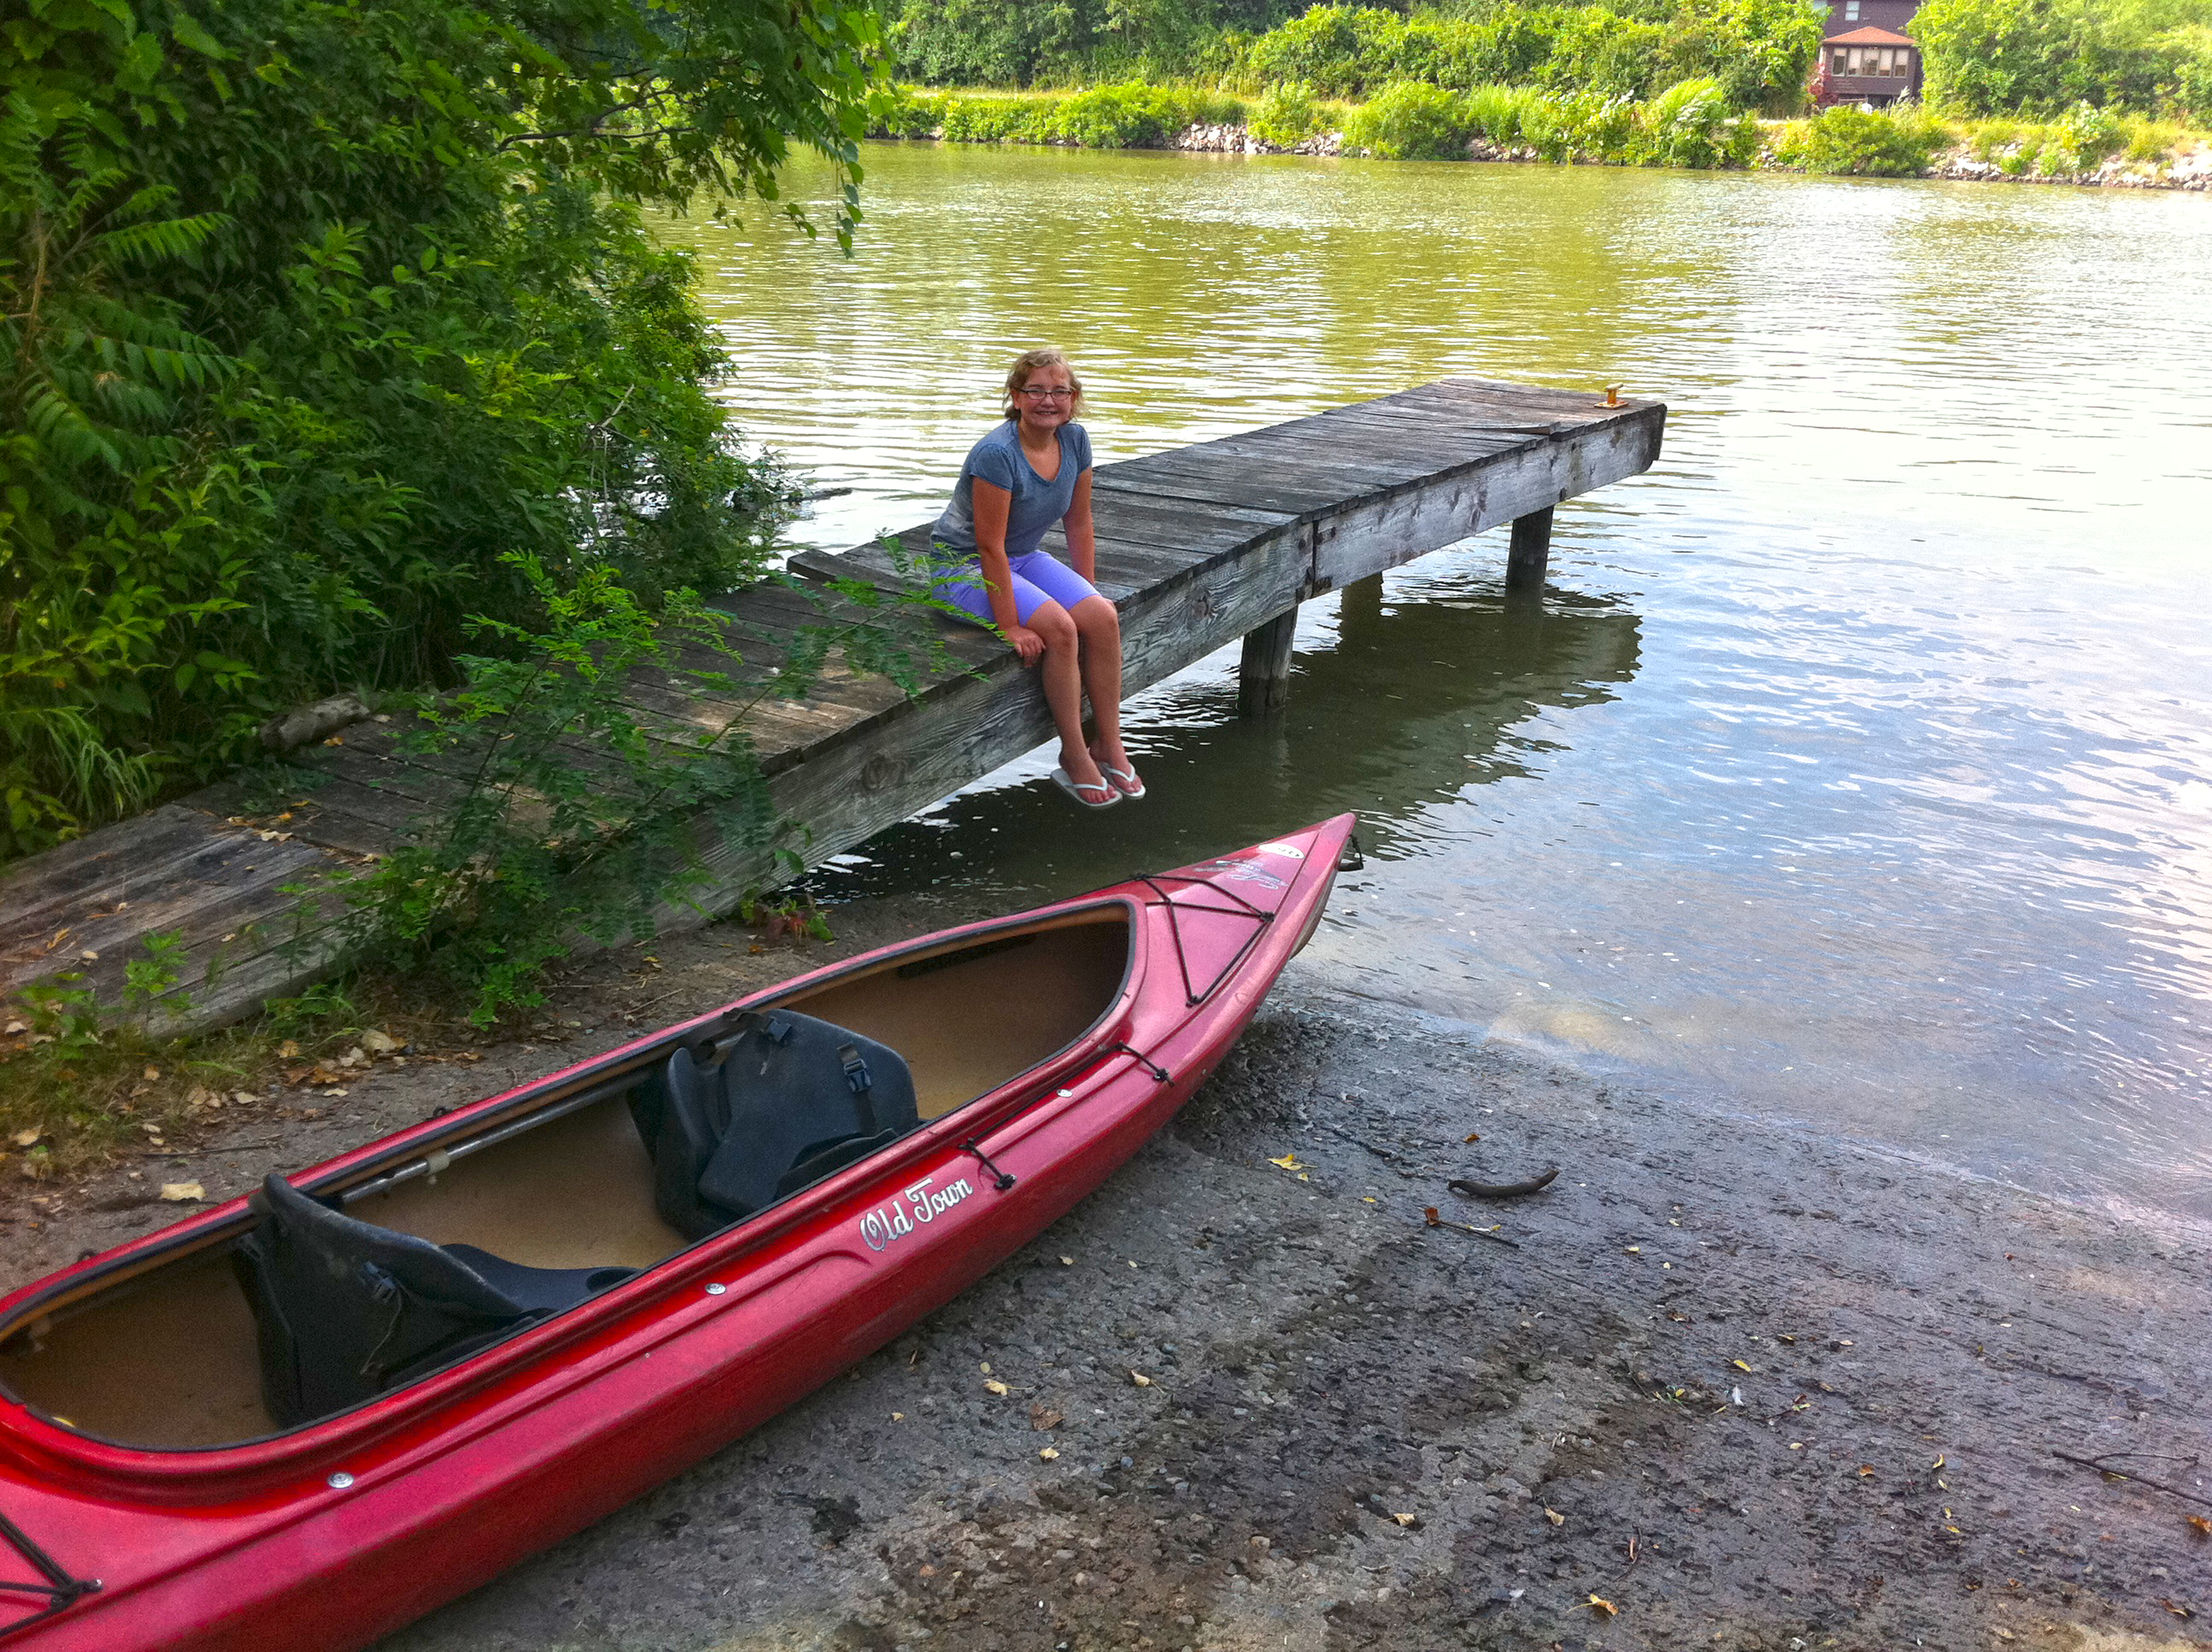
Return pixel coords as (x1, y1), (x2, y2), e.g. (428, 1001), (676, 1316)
(1012, 364), (1077, 434)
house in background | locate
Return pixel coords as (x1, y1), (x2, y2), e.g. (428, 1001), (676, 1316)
(1814, 0), (1924, 105)
(1815, 0), (1925, 106)
(1817, 26), (1924, 104)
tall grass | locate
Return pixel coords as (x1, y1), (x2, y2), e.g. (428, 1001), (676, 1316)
(1464, 84), (1543, 145)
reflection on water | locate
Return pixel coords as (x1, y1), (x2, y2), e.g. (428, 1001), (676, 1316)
(818, 575), (1639, 892)
(656, 145), (2212, 1220)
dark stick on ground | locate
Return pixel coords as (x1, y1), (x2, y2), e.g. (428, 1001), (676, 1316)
(1450, 1166), (1561, 1199)
(2051, 1448), (2212, 1512)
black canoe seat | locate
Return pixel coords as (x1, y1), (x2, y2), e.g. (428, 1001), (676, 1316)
(632, 1009), (919, 1241)
(236, 1173), (639, 1428)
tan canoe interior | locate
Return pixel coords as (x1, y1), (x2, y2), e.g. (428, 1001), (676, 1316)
(0, 910), (1128, 1448)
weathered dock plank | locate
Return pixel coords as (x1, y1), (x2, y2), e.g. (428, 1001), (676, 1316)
(0, 380), (1663, 1032)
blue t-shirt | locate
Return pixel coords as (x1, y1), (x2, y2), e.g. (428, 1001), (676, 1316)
(933, 421), (1093, 561)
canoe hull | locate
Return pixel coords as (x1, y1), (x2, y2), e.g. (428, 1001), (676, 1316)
(0, 815), (1353, 1650)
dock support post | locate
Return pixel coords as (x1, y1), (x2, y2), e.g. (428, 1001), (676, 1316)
(1506, 506), (1553, 593)
(1237, 609), (1298, 718)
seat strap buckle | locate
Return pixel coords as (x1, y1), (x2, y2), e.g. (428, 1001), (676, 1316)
(838, 1043), (872, 1095)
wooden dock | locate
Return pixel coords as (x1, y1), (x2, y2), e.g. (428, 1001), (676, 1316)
(0, 380), (1664, 1032)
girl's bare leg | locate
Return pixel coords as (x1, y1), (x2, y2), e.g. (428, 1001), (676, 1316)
(1031, 602), (1108, 790)
(1071, 596), (1136, 780)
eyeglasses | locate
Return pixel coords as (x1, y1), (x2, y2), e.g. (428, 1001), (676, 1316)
(1016, 387), (1076, 400)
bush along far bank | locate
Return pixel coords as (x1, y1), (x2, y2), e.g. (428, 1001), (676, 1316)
(871, 80), (2212, 186)
(872, 78), (1766, 165)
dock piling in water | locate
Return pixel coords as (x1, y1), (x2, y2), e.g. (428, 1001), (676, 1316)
(0, 380), (1665, 1032)
(1506, 505), (1554, 592)
(1237, 610), (1300, 718)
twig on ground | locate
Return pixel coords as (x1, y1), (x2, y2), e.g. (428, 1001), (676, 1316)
(2052, 1449), (2212, 1512)
(1423, 1206), (1522, 1248)
(141, 1137), (282, 1159)
(1449, 1166), (1560, 1200)
(1316, 1121), (1417, 1165)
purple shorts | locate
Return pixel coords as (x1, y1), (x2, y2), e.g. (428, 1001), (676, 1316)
(932, 550), (1100, 628)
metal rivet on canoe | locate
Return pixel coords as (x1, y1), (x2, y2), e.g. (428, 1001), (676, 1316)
(327, 1472), (354, 1490)
(704, 1283), (727, 1296)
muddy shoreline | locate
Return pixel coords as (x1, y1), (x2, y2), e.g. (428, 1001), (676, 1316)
(5, 895), (2209, 1651)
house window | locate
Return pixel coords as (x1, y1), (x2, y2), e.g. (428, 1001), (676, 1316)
(1844, 1), (1860, 20)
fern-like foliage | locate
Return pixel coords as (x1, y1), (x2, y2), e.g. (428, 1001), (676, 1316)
(3, 0), (888, 865)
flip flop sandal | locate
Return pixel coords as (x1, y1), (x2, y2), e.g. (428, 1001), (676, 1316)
(1096, 762), (1145, 800)
(1051, 767), (1121, 810)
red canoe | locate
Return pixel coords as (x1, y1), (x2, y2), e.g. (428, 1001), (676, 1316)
(0, 814), (1356, 1649)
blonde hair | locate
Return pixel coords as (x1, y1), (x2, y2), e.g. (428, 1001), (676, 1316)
(1002, 347), (1085, 420)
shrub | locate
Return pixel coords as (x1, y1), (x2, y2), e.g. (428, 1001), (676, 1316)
(1520, 90), (1580, 161)
(1464, 82), (1544, 145)
(1050, 84), (1181, 147)
(1569, 90), (1643, 159)
(938, 94), (1059, 143)
(1642, 76), (1761, 166)
(1778, 102), (1949, 174)
(2040, 98), (2128, 169)
(1177, 86), (1253, 127)
(1253, 80), (1326, 144)
(1342, 81), (1476, 159)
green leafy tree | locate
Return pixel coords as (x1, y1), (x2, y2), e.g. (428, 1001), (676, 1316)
(1916, 0), (2212, 113)
(2166, 22), (2212, 113)
(3, 0), (888, 862)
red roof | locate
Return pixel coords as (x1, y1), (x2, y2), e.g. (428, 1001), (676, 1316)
(1823, 25), (1917, 44)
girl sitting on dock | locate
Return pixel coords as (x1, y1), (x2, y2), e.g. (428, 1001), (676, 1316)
(931, 347), (1143, 809)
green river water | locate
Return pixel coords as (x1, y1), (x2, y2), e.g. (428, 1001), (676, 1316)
(656, 143), (2212, 1220)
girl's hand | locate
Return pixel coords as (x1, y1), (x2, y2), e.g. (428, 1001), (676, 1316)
(1005, 625), (1047, 666)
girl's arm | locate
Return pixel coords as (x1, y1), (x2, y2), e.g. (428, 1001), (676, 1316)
(1062, 468), (1097, 585)
(971, 480), (1045, 664)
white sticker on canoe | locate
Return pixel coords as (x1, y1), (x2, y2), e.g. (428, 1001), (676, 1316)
(1256, 843), (1306, 859)
(1185, 857), (1285, 890)
(859, 1173), (975, 1253)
